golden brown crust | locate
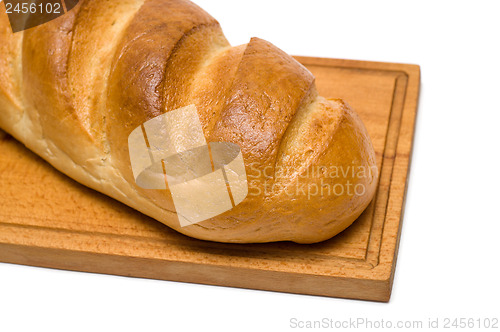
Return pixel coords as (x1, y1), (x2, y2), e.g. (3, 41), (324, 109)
(0, 0), (378, 243)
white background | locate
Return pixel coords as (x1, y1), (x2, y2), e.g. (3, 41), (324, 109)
(1, 1), (499, 331)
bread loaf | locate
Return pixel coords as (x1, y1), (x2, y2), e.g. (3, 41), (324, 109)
(0, 0), (378, 243)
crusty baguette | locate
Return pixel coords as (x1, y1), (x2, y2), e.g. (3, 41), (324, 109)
(0, 0), (378, 243)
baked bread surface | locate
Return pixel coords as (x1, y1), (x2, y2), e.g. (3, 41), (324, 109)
(0, 0), (378, 243)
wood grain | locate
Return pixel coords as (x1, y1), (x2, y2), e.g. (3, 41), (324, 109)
(0, 56), (420, 302)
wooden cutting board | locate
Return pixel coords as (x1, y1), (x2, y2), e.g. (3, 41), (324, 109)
(0, 56), (420, 302)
